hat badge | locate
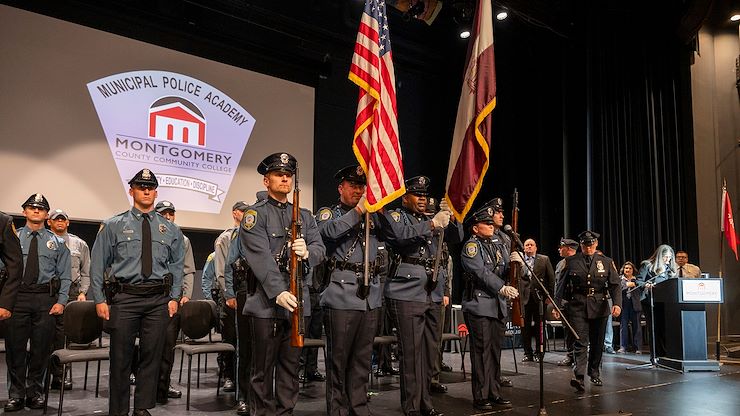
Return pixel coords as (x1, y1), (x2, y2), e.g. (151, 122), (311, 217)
(280, 153), (289, 164)
(142, 169), (151, 179)
(487, 207), (493, 216)
(356, 166), (364, 176)
(34, 193), (43, 203)
(163, 201), (171, 207)
(419, 177), (426, 186)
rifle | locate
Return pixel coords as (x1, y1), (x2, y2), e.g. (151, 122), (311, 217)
(356, 212), (371, 300)
(507, 189), (525, 328)
(289, 168), (305, 347)
(426, 229), (444, 294)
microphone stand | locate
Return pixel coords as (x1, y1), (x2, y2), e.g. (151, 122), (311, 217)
(626, 281), (680, 372)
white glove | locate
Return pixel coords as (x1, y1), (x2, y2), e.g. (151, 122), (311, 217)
(499, 285), (519, 299)
(509, 251), (525, 266)
(439, 198), (451, 212)
(431, 210), (451, 229)
(291, 238), (309, 260)
(276, 291), (298, 312)
(356, 195), (368, 214)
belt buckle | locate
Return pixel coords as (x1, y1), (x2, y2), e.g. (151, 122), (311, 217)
(587, 287), (595, 296)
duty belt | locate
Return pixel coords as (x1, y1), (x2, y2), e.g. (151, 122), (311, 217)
(332, 259), (380, 275)
(400, 255), (435, 269)
(19, 282), (50, 294)
(573, 287), (605, 296)
(118, 281), (169, 296)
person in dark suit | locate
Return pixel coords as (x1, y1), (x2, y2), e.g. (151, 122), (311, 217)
(636, 244), (676, 360)
(554, 231), (621, 392)
(520, 238), (555, 362)
(617, 261), (642, 353)
(0, 211), (22, 320)
(554, 238), (578, 366)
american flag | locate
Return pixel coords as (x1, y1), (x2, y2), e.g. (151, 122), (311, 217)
(349, 0), (405, 212)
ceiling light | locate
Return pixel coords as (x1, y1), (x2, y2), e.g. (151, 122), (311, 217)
(496, 11), (508, 21)
(731, 14), (740, 22)
(460, 30), (471, 39)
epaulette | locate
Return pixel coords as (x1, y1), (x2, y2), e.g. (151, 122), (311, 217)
(250, 199), (268, 208)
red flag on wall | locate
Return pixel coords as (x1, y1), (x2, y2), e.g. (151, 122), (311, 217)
(721, 181), (738, 261)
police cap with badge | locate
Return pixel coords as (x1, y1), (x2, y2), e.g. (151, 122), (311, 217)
(334, 165), (366, 185)
(22, 193), (50, 211)
(128, 168), (159, 188)
(257, 152), (297, 175)
(559, 237), (578, 249)
(49, 209), (69, 220)
(578, 230), (600, 246)
(466, 203), (496, 226)
(155, 200), (176, 214)
(405, 176), (430, 196)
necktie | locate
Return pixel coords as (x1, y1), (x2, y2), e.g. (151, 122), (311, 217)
(141, 214), (152, 278)
(23, 231), (39, 285)
(585, 255), (592, 267)
(678, 266), (684, 278)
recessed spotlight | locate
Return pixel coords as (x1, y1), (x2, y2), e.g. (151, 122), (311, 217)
(731, 14), (740, 22)
(460, 30), (471, 39)
(496, 11), (508, 21)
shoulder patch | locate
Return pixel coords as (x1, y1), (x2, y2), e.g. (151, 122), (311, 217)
(243, 209), (257, 230)
(97, 223), (105, 234)
(391, 211), (401, 223)
(318, 208), (333, 221)
(464, 241), (478, 258)
(206, 252), (215, 262)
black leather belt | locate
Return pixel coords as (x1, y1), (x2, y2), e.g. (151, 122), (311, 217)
(332, 259), (381, 275)
(19, 282), (50, 294)
(119, 282), (168, 296)
(401, 255), (435, 268)
(572, 287), (605, 296)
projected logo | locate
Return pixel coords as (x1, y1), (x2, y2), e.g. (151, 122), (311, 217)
(87, 70), (256, 213)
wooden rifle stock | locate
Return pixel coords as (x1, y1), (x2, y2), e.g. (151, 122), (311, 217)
(289, 169), (305, 347)
(507, 189), (525, 328)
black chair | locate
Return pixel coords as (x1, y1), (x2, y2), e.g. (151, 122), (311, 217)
(300, 338), (327, 388)
(370, 335), (398, 388)
(174, 299), (235, 410)
(441, 332), (467, 379)
(43, 301), (109, 416)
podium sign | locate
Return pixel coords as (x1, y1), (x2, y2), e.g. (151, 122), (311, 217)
(681, 279), (723, 303)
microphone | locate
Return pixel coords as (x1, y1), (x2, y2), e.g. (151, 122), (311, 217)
(502, 225), (524, 248)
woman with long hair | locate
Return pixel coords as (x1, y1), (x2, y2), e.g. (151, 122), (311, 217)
(637, 244), (676, 360)
(618, 261), (642, 353)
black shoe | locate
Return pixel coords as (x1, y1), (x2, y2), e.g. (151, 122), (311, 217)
(570, 377), (585, 393)
(430, 382), (447, 394)
(236, 400), (249, 416)
(534, 355), (542, 363)
(132, 410), (152, 416)
(307, 370), (326, 382)
(473, 400), (493, 411)
(522, 355), (534, 362)
(222, 378), (235, 392)
(441, 361), (453, 372)
(26, 396), (45, 410)
(168, 385), (182, 398)
(590, 377), (603, 386)
(604, 346), (616, 354)
(50, 377), (62, 390)
(558, 357), (574, 366)
(500, 377), (513, 387)
(4, 398), (24, 412)
(490, 396), (512, 407)
(382, 366), (400, 376)
(130, 373), (137, 385)
(373, 368), (387, 377)
(421, 409), (444, 416)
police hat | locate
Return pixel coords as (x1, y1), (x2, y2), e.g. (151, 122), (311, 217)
(578, 230), (600, 245)
(559, 237), (578, 249)
(405, 176), (430, 196)
(49, 209), (69, 220)
(255, 191), (268, 203)
(128, 168), (159, 188)
(155, 200), (176, 213)
(483, 197), (504, 213)
(22, 193), (50, 211)
(232, 201), (249, 212)
(257, 152), (297, 175)
(467, 204), (495, 225)
(334, 165), (366, 185)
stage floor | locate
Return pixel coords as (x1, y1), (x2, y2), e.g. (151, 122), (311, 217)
(8, 347), (739, 416)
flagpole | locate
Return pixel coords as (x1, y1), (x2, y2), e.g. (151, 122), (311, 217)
(717, 180), (726, 361)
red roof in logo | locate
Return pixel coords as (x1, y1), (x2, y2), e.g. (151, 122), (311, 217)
(148, 98), (206, 146)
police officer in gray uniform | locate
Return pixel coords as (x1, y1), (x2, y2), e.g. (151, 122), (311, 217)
(460, 199), (521, 411)
(90, 169), (184, 416)
(47, 208), (91, 390)
(238, 152), (325, 416)
(154, 201), (195, 403)
(316, 164), (382, 416)
(554, 231), (621, 392)
(378, 176), (462, 416)
(0, 211), (22, 321)
(5, 194), (71, 412)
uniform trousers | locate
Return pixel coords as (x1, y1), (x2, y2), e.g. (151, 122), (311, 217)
(463, 312), (504, 402)
(521, 295), (544, 357)
(300, 290), (324, 374)
(5, 291), (56, 400)
(387, 297), (440, 415)
(324, 307), (378, 416)
(571, 311), (608, 379)
(107, 292), (169, 415)
(234, 291), (250, 403)
(431, 303), (447, 384)
(248, 317), (300, 416)
(562, 304), (575, 358)
(373, 304), (394, 372)
(220, 294), (237, 382)
(157, 310), (180, 400)
(52, 281), (81, 380)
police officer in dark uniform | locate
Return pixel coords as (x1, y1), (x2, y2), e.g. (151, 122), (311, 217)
(379, 176), (463, 416)
(5, 194), (71, 412)
(90, 169), (185, 416)
(0, 211), (22, 320)
(316, 164), (382, 415)
(554, 231), (621, 392)
(238, 152), (325, 416)
(460, 199), (522, 411)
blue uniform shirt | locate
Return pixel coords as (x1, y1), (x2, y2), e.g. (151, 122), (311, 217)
(201, 253), (216, 300)
(17, 226), (72, 305)
(90, 207), (185, 304)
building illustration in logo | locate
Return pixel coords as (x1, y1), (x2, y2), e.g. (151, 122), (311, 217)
(148, 96), (206, 146)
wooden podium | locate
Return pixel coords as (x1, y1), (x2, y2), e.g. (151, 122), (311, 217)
(651, 278), (723, 372)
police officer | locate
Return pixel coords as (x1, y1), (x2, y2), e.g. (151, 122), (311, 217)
(553, 231), (621, 392)
(0, 211), (22, 320)
(202, 252), (216, 300)
(316, 164), (382, 415)
(90, 169), (184, 416)
(460, 200), (521, 411)
(47, 208), (91, 390)
(5, 194), (71, 412)
(379, 176), (462, 416)
(554, 237), (579, 366)
(238, 152), (325, 415)
(154, 201), (195, 404)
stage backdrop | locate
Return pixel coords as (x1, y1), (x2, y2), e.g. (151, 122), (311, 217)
(0, 5), (315, 230)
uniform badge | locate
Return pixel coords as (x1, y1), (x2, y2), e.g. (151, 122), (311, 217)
(419, 176), (426, 186)
(159, 224), (168, 234)
(487, 207), (493, 216)
(391, 212), (401, 223)
(280, 153), (289, 164)
(464, 241), (478, 258)
(243, 209), (257, 230)
(596, 260), (605, 273)
(47, 239), (57, 250)
(356, 166), (364, 176)
(318, 208), (333, 221)
(142, 169), (151, 179)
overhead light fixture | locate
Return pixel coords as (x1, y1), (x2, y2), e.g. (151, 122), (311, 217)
(496, 11), (508, 21)
(460, 29), (471, 39)
(731, 14), (740, 22)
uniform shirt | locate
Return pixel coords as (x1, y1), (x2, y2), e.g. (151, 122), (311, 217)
(58, 232), (91, 295)
(90, 207), (185, 304)
(17, 226), (72, 305)
(201, 253), (216, 300)
(214, 227), (236, 294)
(0, 212), (23, 310)
(555, 252), (621, 319)
(238, 197), (325, 320)
(677, 263), (701, 278)
(182, 235), (195, 299)
(316, 203), (383, 311)
(461, 232), (511, 319)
